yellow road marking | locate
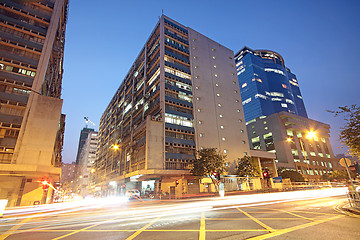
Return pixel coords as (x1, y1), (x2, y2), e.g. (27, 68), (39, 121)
(245, 205), (323, 221)
(291, 210), (339, 216)
(28, 229), (269, 232)
(0, 216), (33, 240)
(51, 215), (123, 240)
(207, 218), (301, 220)
(237, 208), (275, 233)
(334, 204), (360, 218)
(199, 212), (205, 240)
(247, 215), (345, 240)
(277, 209), (315, 221)
(126, 216), (160, 240)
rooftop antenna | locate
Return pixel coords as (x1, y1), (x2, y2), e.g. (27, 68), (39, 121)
(84, 117), (95, 128)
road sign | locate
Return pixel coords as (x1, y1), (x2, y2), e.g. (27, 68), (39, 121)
(339, 158), (351, 167)
(272, 176), (283, 183)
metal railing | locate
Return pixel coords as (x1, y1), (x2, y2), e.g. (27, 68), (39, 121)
(347, 190), (360, 209)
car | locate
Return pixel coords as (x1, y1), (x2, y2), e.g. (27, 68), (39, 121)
(125, 189), (141, 199)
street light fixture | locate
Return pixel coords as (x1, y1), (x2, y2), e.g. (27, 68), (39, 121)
(112, 144), (119, 150)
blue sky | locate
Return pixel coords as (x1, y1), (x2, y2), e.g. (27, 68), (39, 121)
(61, 0), (360, 163)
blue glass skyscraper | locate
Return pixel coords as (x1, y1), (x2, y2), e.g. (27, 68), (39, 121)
(235, 47), (307, 122)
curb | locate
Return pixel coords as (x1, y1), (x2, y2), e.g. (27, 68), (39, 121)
(342, 204), (360, 215)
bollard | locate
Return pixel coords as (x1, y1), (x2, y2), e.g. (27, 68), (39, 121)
(0, 199), (8, 218)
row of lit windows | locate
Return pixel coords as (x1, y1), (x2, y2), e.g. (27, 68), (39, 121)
(0, 63), (36, 77)
(164, 113), (193, 127)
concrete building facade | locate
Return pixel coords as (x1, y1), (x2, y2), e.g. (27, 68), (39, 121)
(94, 16), (269, 197)
(246, 111), (344, 181)
(0, 0), (68, 206)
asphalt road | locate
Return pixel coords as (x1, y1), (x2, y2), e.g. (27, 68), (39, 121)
(1, 189), (360, 240)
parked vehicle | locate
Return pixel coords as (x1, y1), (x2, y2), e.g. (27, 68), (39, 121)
(125, 189), (141, 199)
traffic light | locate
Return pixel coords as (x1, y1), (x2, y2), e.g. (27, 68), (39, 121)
(263, 170), (270, 179)
(42, 180), (49, 190)
(213, 172), (220, 181)
(175, 180), (179, 187)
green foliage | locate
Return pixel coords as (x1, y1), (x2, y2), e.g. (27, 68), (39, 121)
(278, 168), (304, 182)
(190, 148), (227, 177)
(236, 156), (260, 177)
(321, 170), (355, 181)
(329, 105), (360, 157)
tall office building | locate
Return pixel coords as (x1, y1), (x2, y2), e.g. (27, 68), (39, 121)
(95, 16), (275, 197)
(75, 127), (95, 165)
(235, 47), (343, 180)
(0, 0), (68, 206)
(76, 131), (97, 196)
(235, 47), (307, 122)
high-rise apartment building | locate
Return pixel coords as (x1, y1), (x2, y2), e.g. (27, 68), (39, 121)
(0, 0), (68, 206)
(95, 16), (274, 197)
(235, 47), (307, 122)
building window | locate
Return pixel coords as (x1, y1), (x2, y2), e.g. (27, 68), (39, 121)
(199, 133), (203, 137)
(237, 109), (241, 112)
(220, 125), (224, 129)
(216, 93), (220, 97)
(215, 83), (219, 87)
(218, 104), (222, 107)
(224, 149), (228, 153)
(197, 109), (201, 112)
(242, 141), (246, 144)
(214, 74), (218, 77)
(198, 120), (202, 124)
(219, 114), (223, 118)
(196, 97), (200, 100)
(214, 65), (217, 68)
(222, 137), (226, 141)
(240, 130), (244, 133)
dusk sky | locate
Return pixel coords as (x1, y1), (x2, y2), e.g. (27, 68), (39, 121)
(61, 0), (360, 164)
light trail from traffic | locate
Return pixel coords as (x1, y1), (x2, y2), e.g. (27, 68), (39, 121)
(2, 188), (347, 223)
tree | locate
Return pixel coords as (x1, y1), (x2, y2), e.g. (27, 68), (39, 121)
(322, 170), (355, 181)
(236, 156), (260, 177)
(190, 148), (227, 191)
(278, 168), (304, 182)
(329, 105), (360, 157)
